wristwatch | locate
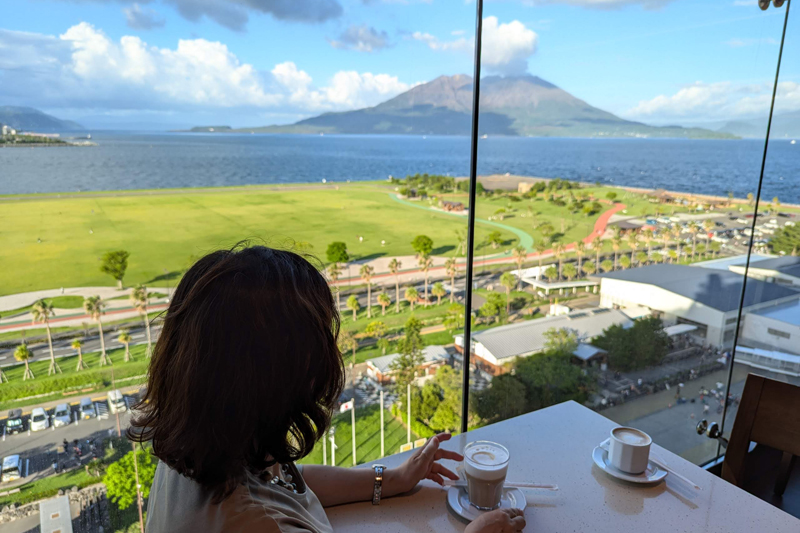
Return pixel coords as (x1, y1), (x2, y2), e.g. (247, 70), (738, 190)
(372, 464), (386, 505)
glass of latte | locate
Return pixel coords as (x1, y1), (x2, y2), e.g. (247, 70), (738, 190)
(464, 441), (510, 510)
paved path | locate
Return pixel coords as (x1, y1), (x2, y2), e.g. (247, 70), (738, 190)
(0, 287), (130, 313)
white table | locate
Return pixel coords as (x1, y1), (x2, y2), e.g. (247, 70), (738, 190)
(327, 401), (799, 532)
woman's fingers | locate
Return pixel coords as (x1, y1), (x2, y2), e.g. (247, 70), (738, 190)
(428, 473), (444, 486)
(434, 449), (464, 462)
(509, 515), (526, 531)
(432, 463), (459, 481)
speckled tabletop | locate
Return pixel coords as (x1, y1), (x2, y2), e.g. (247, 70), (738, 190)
(326, 401), (799, 532)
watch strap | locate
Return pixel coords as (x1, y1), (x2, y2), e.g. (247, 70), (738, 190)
(372, 464), (385, 505)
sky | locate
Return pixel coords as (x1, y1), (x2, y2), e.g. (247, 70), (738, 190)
(0, 0), (797, 129)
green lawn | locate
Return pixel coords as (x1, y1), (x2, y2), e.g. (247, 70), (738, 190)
(0, 183), (516, 296)
(342, 299), (458, 335)
(299, 404), (417, 467)
(0, 345), (149, 410)
(0, 310), (163, 344)
(0, 295), (85, 319)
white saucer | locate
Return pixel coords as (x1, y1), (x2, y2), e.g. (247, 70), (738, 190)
(592, 445), (667, 484)
(446, 486), (526, 522)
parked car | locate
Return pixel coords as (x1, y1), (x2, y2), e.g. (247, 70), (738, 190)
(5, 409), (25, 435)
(79, 397), (97, 419)
(30, 407), (49, 432)
(108, 390), (127, 414)
(53, 404), (71, 428)
(1, 455), (21, 483)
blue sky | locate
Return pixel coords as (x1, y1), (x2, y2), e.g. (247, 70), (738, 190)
(0, 0), (796, 128)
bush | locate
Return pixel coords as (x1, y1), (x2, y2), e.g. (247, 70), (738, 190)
(391, 402), (436, 438)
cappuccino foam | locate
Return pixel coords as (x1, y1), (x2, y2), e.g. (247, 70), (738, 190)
(612, 428), (650, 446)
(464, 442), (509, 481)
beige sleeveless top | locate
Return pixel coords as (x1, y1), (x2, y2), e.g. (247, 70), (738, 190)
(146, 462), (333, 533)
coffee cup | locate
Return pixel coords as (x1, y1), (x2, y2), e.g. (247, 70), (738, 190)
(464, 440), (509, 510)
(608, 427), (651, 474)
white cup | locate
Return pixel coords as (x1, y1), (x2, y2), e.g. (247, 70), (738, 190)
(608, 427), (651, 474)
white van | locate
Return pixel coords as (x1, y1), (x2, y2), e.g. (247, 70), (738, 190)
(1, 455), (21, 483)
(30, 407), (49, 432)
(79, 397), (97, 419)
(53, 404), (71, 427)
(108, 390), (127, 414)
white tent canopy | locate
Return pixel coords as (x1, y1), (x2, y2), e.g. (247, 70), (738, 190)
(664, 324), (699, 336)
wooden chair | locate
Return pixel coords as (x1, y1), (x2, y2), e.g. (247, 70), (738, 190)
(722, 374), (800, 496)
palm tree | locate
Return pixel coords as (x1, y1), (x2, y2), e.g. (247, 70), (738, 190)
(582, 261), (596, 276)
(84, 296), (111, 366)
(619, 255), (631, 270)
(636, 251), (648, 265)
(32, 299), (61, 375)
(327, 263), (342, 312)
(431, 282), (446, 306)
(563, 263), (578, 281)
(627, 232), (639, 267)
(346, 295), (360, 321)
(512, 245), (527, 290)
(671, 225), (683, 262)
(688, 222), (700, 261)
(544, 266), (558, 281)
(72, 338), (87, 371)
(404, 287), (419, 312)
(611, 230), (622, 270)
(703, 219), (715, 254)
(553, 243), (565, 280)
(661, 231), (671, 261)
(118, 330), (133, 362)
(15, 344), (35, 380)
(601, 260), (614, 273)
(575, 241), (586, 275)
(499, 272), (515, 315)
(668, 249), (678, 263)
(130, 285), (153, 358)
(359, 264), (375, 318)
(592, 234), (603, 268)
(534, 239), (549, 275)
(338, 330), (358, 388)
(641, 228), (654, 264)
(444, 257), (458, 303)
(377, 292), (391, 316)
(388, 258), (402, 313)
(418, 256), (433, 305)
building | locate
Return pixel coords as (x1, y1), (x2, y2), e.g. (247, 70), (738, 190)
(572, 343), (608, 368)
(365, 345), (449, 385)
(439, 200), (464, 212)
(454, 308), (632, 375)
(739, 300), (800, 355)
(729, 256), (800, 287)
(691, 254), (775, 272)
(595, 264), (800, 348)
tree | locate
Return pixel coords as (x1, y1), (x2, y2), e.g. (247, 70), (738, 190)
(72, 338), (87, 371)
(480, 299), (500, 323)
(338, 330), (358, 387)
(606, 191), (618, 202)
(544, 265), (558, 281)
(101, 250), (130, 289)
(534, 239), (549, 273)
(118, 330), (133, 362)
(687, 222), (700, 261)
(619, 255), (631, 270)
(365, 321), (389, 355)
(390, 317), (425, 400)
(130, 285), (152, 358)
(105, 447), (157, 510)
(668, 249), (678, 263)
(455, 229), (468, 256)
(84, 296), (111, 366)
(563, 263), (578, 281)
(671, 225), (682, 261)
(404, 287), (419, 311)
(543, 327), (579, 355)
(512, 246), (527, 290)
(773, 196), (781, 214)
(553, 243), (565, 280)
(326, 242), (349, 264)
(747, 192), (755, 206)
(327, 263), (342, 311)
(472, 374), (528, 424)
(14, 344), (35, 380)
(346, 295), (361, 321)
(499, 272), (516, 314)
(513, 350), (593, 413)
(32, 299), (61, 375)
(486, 231), (504, 250)
(360, 264), (375, 318)
(641, 228), (654, 263)
(582, 260), (596, 276)
(388, 258), (402, 313)
(377, 292), (391, 316)
(593, 317), (669, 372)
(411, 235), (434, 258)
(636, 251), (648, 265)
(444, 257), (458, 303)
(710, 241), (721, 258)
(611, 230), (622, 270)
(418, 256), (433, 305)
(600, 259), (614, 273)
(431, 282), (447, 306)
(575, 241), (586, 275)
(443, 303), (465, 332)
(592, 234), (603, 268)
(627, 232), (639, 266)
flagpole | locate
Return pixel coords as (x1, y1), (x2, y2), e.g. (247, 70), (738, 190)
(380, 390), (385, 458)
(351, 397), (357, 466)
(407, 383), (411, 444)
(322, 431), (327, 466)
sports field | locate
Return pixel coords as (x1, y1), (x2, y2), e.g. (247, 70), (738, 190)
(0, 183), (518, 296)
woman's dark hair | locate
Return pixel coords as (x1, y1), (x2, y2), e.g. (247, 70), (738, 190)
(129, 244), (344, 502)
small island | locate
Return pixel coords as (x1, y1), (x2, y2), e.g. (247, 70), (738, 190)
(181, 126), (233, 133)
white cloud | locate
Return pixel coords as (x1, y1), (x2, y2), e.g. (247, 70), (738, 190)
(124, 4), (166, 30)
(329, 24), (390, 52)
(0, 24), (411, 115)
(625, 81), (800, 121)
(724, 37), (778, 47)
(451, 29), (466, 36)
(412, 17), (538, 75)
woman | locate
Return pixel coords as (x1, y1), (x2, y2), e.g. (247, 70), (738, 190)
(131, 245), (525, 532)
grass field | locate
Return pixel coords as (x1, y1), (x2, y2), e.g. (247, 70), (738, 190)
(0, 295), (85, 319)
(0, 183), (518, 297)
(299, 403), (416, 467)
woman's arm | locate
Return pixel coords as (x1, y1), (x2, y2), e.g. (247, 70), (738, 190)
(302, 433), (463, 507)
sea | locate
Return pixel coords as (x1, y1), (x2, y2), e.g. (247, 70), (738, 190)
(0, 132), (797, 202)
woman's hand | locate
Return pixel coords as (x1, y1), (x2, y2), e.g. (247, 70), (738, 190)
(465, 509), (526, 533)
(384, 433), (464, 496)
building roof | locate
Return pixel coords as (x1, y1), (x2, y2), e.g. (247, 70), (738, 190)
(691, 254), (774, 272)
(752, 300), (800, 327)
(597, 264), (800, 312)
(572, 343), (607, 361)
(747, 256), (800, 278)
(368, 345), (448, 374)
(39, 496), (73, 533)
(464, 308), (632, 362)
